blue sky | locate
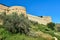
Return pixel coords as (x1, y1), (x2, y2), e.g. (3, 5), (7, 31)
(0, 0), (60, 23)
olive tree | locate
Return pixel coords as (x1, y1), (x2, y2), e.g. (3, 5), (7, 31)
(0, 12), (31, 34)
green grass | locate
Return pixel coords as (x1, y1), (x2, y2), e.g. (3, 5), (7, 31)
(0, 23), (60, 40)
(0, 27), (46, 40)
(5, 34), (46, 40)
(30, 23), (60, 40)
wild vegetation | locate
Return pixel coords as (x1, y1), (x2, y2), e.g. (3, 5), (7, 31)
(0, 12), (60, 40)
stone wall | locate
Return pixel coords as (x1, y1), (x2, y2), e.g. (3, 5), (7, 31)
(27, 14), (52, 25)
(0, 4), (8, 13)
(0, 4), (52, 25)
(0, 4), (26, 16)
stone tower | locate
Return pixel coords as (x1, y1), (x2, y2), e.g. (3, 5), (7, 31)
(0, 4), (26, 16)
(7, 6), (26, 16)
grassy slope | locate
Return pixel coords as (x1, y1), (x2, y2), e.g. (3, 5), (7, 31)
(0, 27), (46, 40)
(0, 23), (60, 40)
(5, 34), (46, 40)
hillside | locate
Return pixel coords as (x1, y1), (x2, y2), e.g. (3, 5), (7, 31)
(0, 4), (60, 40)
(0, 12), (60, 40)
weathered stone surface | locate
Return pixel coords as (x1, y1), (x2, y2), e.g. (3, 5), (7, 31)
(7, 6), (26, 16)
(0, 4), (8, 13)
(29, 31), (53, 40)
(0, 4), (52, 25)
(0, 4), (26, 16)
(27, 14), (52, 25)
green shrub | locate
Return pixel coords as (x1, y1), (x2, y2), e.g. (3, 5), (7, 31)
(0, 12), (31, 35)
(47, 22), (55, 30)
(0, 27), (11, 40)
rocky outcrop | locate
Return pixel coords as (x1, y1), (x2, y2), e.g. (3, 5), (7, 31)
(29, 31), (53, 40)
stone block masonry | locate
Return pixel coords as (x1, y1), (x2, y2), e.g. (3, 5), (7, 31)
(0, 4), (52, 25)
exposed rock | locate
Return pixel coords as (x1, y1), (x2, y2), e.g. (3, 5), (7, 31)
(29, 31), (53, 40)
(53, 37), (58, 40)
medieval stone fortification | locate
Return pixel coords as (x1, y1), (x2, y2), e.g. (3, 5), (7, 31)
(0, 4), (52, 25)
(0, 4), (26, 16)
(27, 14), (52, 25)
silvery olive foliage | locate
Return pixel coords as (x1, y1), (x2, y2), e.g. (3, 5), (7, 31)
(0, 12), (31, 34)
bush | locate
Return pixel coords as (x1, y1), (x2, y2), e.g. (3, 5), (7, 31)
(0, 12), (31, 35)
(47, 22), (55, 30)
(0, 27), (11, 40)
